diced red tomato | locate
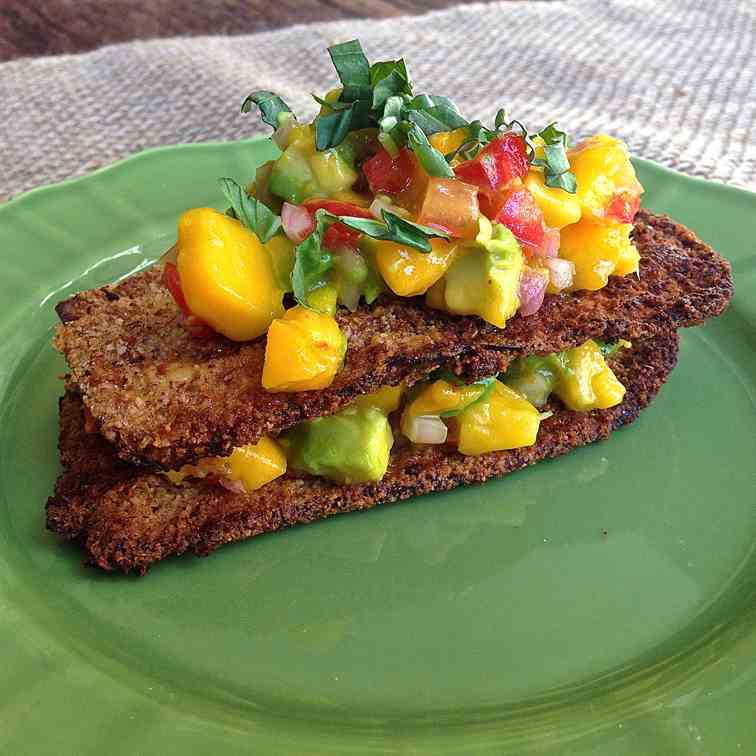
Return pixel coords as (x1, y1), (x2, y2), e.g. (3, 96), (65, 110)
(302, 200), (374, 219)
(362, 148), (416, 195)
(488, 187), (545, 249)
(303, 200), (374, 251)
(162, 262), (215, 338)
(453, 133), (528, 193)
(606, 190), (641, 223)
(163, 262), (190, 315)
(322, 222), (361, 251)
(416, 177), (479, 239)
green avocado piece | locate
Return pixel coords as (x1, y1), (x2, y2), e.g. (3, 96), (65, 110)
(283, 405), (394, 484)
(269, 147), (322, 204)
(442, 223), (523, 328)
(502, 355), (558, 407)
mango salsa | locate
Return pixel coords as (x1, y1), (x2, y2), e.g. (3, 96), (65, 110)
(524, 169), (582, 229)
(262, 305), (347, 392)
(568, 134), (643, 222)
(227, 437), (287, 491)
(552, 340), (626, 411)
(373, 237), (458, 297)
(456, 381), (542, 455)
(559, 219), (639, 290)
(165, 435), (286, 492)
(176, 208), (284, 341)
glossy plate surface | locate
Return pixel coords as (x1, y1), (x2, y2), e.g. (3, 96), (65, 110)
(0, 139), (754, 755)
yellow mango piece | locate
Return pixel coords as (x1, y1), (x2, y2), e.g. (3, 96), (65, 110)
(177, 208), (284, 341)
(164, 436), (286, 492)
(310, 150), (358, 194)
(559, 219), (637, 291)
(553, 340), (626, 411)
(262, 305), (346, 392)
(457, 381), (541, 456)
(374, 237), (458, 297)
(524, 169), (582, 228)
(400, 379), (486, 439)
(429, 127), (470, 157)
(614, 238), (641, 276)
(568, 134), (643, 222)
(227, 436), (287, 491)
(353, 384), (404, 414)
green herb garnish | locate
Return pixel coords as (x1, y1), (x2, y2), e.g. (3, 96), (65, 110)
(241, 91), (292, 129)
(219, 177), (281, 243)
(532, 123), (577, 193)
(335, 209), (449, 252)
(291, 211), (333, 309)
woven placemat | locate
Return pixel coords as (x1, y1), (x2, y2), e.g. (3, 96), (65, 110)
(1, 0), (754, 200)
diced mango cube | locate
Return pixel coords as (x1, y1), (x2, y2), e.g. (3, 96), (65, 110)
(262, 305), (346, 392)
(553, 340), (626, 411)
(429, 127), (470, 157)
(568, 134), (643, 222)
(227, 436), (287, 491)
(524, 169), (582, 229)
(457, 381), (542, 455)
(558, 218), (638, 291)
(373, 237), (458, 297)
(177, 208), (284, 341)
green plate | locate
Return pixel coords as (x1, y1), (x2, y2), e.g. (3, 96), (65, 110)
(1, 139), (754, 755)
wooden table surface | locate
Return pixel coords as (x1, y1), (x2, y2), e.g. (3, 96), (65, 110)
(0, 0), (487, 62)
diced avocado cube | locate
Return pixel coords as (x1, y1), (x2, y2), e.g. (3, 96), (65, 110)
(284, 405), (394, 483)
(442, 223), (523, 328)
(502, 355), (558, 407)
(269, 147), (321, 204)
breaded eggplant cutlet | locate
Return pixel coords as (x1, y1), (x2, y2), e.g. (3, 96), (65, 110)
(48, 332), (678, 574)
(46, 39), (734, 574)
(54, 211), (731, 471)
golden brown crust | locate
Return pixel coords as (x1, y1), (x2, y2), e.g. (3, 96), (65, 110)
(54, 210), (730, 470)
(47, 331), (679, 575)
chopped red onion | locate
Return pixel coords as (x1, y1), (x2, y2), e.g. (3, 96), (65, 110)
(518, 269), (549, 316)
(404, 415), (448, 445)
(281, 202), (314, 243)
(219, 477), (246, 494)
(544, 257), (576, 292)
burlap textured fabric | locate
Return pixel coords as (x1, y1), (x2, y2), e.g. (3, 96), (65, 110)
(1, 0), (754, 200)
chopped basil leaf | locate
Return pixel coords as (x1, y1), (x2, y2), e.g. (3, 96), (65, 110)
(315, 107), (354, 150)
(406, 124), (454, 177)
(241, 91), (292, 129)
(311, 93), (352, 111)
(218, 177), (281, 243)
(532, 123), (577, 194)
(328, 40), (372, 102)
(335, 209), (449, 253)
(407, 94), (457, 111)
(408, 106), (468, 135)
(370, 59), (412, 109)
(291, 211), (333, 309)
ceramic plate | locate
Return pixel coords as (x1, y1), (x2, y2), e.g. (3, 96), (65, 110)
(1, 139), (754, 755)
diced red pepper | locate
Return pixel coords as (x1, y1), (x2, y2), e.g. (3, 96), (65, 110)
(162, 262), (215, 339)
(361, 148), (416, 195)
(303, 200), (374, 251)
(606, 191), (641, 223)
(488, 187), (545, 249)
(454, 133), (528, 193)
